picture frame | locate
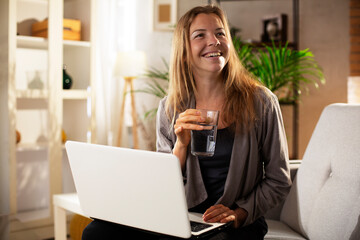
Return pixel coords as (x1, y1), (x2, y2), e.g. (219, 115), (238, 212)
(153, 0), (177, 31)
(261, 14), (288, 43)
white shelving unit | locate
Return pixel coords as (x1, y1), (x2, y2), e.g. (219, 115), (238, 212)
(17, 35), (48, 49)
(1, 0), (97, 238)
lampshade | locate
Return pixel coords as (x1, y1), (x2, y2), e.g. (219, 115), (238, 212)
(113, 51), (147, 78)
(348, 76), (360, 103)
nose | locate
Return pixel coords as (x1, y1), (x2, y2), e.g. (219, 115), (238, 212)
(208, 35), (220, 46)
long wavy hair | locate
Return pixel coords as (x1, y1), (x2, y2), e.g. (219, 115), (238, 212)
(166, 5), (264, 131)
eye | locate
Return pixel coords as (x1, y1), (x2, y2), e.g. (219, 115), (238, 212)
(194, 33), (204, 39)
(216, 32), (226, 37)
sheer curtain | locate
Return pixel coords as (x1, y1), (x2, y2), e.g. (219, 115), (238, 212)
(95, 0), (137, 146)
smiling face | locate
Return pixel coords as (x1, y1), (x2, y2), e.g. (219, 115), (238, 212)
(189, 13), (230, 79)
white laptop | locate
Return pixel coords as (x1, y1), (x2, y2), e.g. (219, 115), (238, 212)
(65, 141), (231, 239)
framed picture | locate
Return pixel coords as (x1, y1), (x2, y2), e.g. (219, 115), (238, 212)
(261, 14), (288, 43)
(153, 0), (177, 31)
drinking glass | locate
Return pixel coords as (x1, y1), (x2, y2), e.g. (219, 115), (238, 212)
(190, 109), (219, 157)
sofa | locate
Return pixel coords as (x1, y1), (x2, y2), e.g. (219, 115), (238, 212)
(264, 103), (360, 240)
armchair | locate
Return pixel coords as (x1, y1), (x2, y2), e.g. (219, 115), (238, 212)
(265, 103), (360, 240)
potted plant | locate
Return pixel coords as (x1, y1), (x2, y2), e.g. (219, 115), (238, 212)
(233, 37), (325, 103)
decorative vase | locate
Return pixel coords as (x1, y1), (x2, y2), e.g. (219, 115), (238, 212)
(27, 70), (44, 89)
(16, 130), (21, 144)
(62, 129), (67, 143)
(63, 64), (73, 89)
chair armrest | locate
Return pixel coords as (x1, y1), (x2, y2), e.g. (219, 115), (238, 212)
(289, 159), (301, 180)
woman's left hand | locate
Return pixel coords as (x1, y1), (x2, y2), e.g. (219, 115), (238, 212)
(202, 204), (248, 228)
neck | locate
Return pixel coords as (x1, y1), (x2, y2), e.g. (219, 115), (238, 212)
(194, 76), (225, 110)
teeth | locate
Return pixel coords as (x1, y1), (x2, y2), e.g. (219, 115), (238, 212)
(204, 52), (221, 58)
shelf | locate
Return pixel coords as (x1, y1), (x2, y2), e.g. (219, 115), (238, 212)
(62, 89), (90, 100)
(63, 40), (91, 48)
(15, 208), (50, 223)
(17, 89), (91, 100)
(16, 89), (48, 99)
(17, 36), (48, 50)
(16, 142), (48, 152)
(279, 100), (296, 105)
(17, 36), (91, 50)
(16, 143), (66, 152)
(245, 41), (296, 49)
(17, 0), (48, 4)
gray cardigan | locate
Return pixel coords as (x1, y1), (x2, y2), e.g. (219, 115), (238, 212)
(156, 88), (292, 226)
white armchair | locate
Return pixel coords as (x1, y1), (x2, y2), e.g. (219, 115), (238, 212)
(265, 103), (360, 240)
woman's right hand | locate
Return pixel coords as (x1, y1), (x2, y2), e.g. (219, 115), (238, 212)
(173, 109), (205, 172)
(174, 109), (205, 148)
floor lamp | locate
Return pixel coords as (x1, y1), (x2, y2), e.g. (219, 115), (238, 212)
(113, 51), (147, 148)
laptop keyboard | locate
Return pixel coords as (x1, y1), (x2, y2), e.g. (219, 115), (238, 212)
(190, 221), (212, 232)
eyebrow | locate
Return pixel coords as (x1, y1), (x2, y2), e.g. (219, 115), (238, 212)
(191, 28), (225, 35)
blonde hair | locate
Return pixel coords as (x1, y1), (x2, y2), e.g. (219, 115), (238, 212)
(166, 5), (263, 131)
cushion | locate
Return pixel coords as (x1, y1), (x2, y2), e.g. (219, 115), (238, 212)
(265, 219), (306, 240)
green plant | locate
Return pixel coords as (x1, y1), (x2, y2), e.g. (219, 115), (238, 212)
(134, 58), (169, 119)
(234, 37), (325, 103)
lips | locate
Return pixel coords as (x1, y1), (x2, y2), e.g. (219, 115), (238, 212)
(202, 51), (222, 58)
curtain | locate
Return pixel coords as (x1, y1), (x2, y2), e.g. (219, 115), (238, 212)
(95, 0), (137, 146)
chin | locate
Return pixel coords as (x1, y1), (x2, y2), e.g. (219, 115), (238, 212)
(208, 64), (226, 73)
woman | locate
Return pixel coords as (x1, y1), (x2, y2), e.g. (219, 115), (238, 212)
(82, 5), (291, 240)
(156, 5), (291, 239)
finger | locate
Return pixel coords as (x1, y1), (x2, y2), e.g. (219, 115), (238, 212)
(203, 205), (230, 222)
(204, 212), (231, 223)
(174, 125), (201, 135)
(178, 109), (199, 120)
(176, 115), (205, 125)
(174, 126), (183, 135)
(220, 215), (236, 223)
(182, 109), (202, 116)
(174, 122), (204, 131)
(203, 204), (229, 217)
(178, 110), (205, 123)
(205, 209), (234, 223)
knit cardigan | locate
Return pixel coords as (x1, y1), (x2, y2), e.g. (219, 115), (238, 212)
(156, 88), (292, 226)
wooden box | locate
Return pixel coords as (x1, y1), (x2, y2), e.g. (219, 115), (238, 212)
(32, 18), (81, 41)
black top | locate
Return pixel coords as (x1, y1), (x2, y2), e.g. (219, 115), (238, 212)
(190, 126), (235, 213)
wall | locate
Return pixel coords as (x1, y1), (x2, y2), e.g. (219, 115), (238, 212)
(350, 0), (360, 76)
(298, 0), (349, 157)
